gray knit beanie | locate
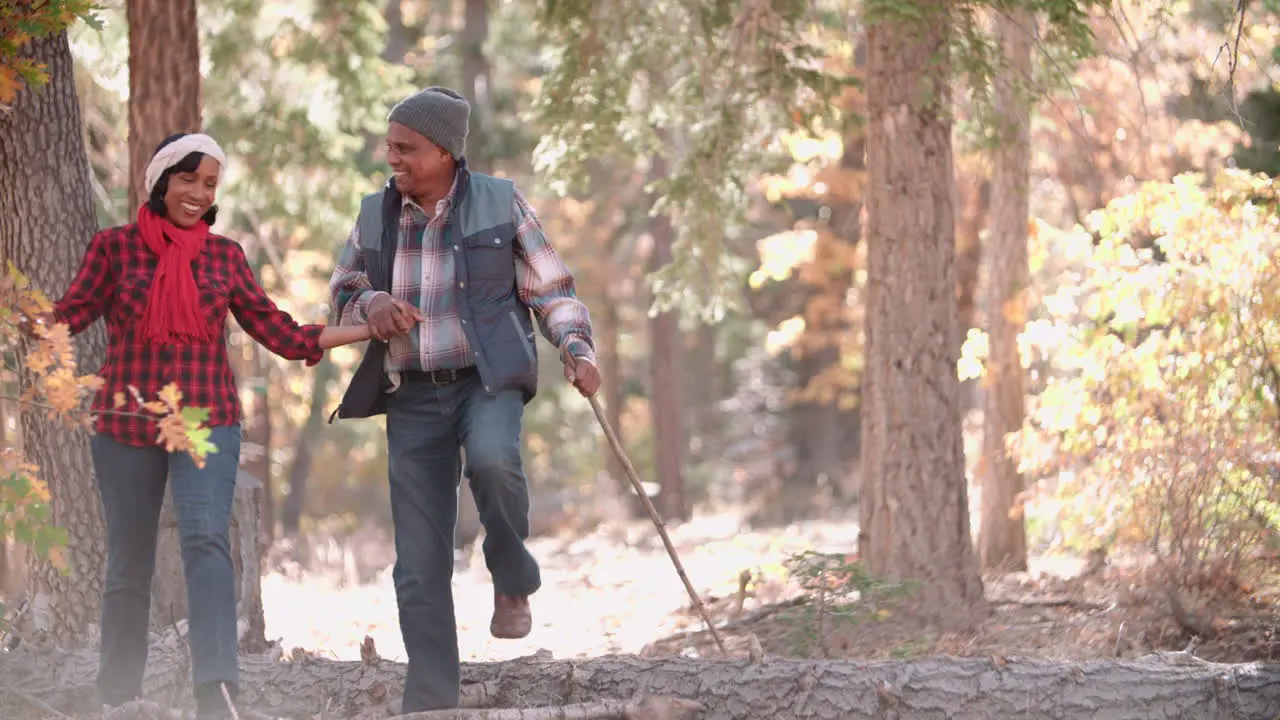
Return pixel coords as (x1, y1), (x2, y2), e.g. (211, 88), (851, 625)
(387, 86), (470, 160)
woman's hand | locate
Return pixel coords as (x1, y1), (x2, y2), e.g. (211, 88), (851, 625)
(17, 311), (54, 339)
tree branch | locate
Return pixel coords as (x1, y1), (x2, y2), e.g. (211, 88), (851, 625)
(0, 394), (169, 422)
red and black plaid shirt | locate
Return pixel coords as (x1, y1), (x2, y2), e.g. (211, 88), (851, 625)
(54, 223), (324, 448)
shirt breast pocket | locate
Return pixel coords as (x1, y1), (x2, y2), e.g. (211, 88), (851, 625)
(464, 228), (516, 282)
(115, 277), (152, 323)
(197, 273), (232, 330)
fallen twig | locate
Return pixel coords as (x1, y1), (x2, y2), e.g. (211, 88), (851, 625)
(221, 682), (241, 720)
(390, 694), (705, 720)
(643, 597), (808, 656)
(719, 596), (807, 631)
(672, 596), (808, 642)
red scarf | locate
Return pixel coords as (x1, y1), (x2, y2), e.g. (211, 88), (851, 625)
(136, 205), (217, 345)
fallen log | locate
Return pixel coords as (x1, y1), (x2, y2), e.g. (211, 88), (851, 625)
(1, 643), (1277, 720)
(390, 695), (705, 720)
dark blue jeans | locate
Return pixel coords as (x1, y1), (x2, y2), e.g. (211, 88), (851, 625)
(92, 425), (242, 709)
(386, 374), (541, 713)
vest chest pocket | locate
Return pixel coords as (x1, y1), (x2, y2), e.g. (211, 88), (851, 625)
(463, 228), (516, 282)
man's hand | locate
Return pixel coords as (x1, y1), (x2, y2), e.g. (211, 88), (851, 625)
(562, 351), (601, 397)
(367, 293), (423, 342)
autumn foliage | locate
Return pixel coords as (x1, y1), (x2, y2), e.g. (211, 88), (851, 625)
(0, 0), (99, 108)
(974, 169), (1280, 585)
(0, 263), (213, 565)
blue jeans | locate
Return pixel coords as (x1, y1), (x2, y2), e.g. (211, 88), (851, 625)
(386, 374), (540, 713)
(92, 425), (242, 711)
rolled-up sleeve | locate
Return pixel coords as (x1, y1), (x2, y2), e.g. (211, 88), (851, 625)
(512, 189), (596, 364)
(328, 220), (388, 326)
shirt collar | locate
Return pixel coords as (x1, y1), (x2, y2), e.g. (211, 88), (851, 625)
(400, 170), (459, 219)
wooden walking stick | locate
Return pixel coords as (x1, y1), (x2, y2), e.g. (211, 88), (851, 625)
(566, 348), (727, 655)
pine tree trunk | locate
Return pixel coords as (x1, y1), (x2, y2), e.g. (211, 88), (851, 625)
(978, 9), (1033, 573)
(955, 176), (988, 341)
(955, 172), (990, 413)
(0, 31), (109, 644)
(459, 0), (490, 170)
(647, 156), (688, 522)
(127, 0), (202, 215)
(858, 0), (984, 622)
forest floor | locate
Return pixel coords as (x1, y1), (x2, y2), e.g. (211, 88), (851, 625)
(260, 508), (1280, 669)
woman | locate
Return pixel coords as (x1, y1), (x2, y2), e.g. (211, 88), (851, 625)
(30, 132), (401, 719)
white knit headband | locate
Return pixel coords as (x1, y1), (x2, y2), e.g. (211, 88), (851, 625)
(143, 133), (227, 195)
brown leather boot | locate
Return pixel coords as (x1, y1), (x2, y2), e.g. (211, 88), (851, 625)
(490, 591), (532, 639)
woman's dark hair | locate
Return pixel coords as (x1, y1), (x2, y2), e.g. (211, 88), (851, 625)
(146, 132), (219, 225)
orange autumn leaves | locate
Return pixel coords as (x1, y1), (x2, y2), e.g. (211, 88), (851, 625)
(0, 261), (216, 567)
(0, 0), (100, 108)
(2, 262), (212, 461)
(113, 383), (218, 463)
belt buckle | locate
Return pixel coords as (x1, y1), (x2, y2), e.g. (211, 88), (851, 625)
(431, 368), (457, 384)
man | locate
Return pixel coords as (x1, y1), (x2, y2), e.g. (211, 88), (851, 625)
(327, 86), (601, 713)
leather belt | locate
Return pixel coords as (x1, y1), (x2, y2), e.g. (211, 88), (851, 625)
(400, 366), (478, 385)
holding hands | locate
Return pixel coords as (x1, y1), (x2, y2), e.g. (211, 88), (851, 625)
(367, 293), (425, 342)
(364, 292), (601, 398)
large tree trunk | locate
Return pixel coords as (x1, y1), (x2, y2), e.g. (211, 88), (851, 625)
(2, 645), (1276, 720)
(954, 175), (988, 342)
(685, 323), (718, 466)
(127, 0), (202, 215)
(0, 31), (109, 644)
(459, 0), (491, 170)
(647, 156), (688, 522)
(978, 9), (1033, 573)
(0, 39), (105, 638)
(955, 171), (989, 413)
(858, 0), (984, 622)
